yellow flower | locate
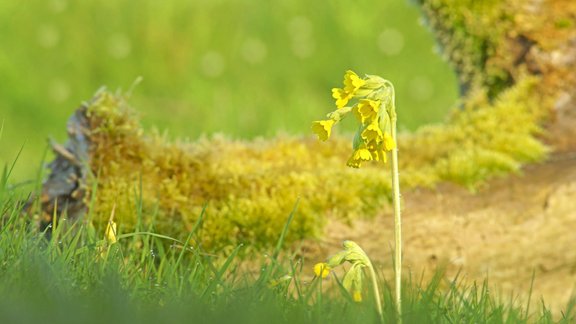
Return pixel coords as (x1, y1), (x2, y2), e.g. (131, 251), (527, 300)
(383, 132), (395, 151)
(353, 290), (363, 302)
(343, 70), (365, 94)
(361, 122), (383, 142)
(366, 140), (387, 163)
(313, 70), (396, 170)
(104, 220), (117, 244)
(311, 120), (335, 141)
(332, 87), (352, 108)
(332, 71), (366, 108)
(346, 147), (373, 168)
(354, 99), (380, 124)
(314, 262), (331, 279)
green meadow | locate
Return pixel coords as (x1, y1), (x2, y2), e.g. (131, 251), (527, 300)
(0, 168), (573, 323)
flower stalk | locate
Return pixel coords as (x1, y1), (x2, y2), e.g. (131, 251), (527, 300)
(389, 94), (402, 320)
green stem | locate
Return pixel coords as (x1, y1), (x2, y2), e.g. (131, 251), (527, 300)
(367, 260), (384, 322)
(390, 110), (402, 321)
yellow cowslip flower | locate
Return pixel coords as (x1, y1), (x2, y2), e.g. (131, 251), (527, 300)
(341, 261), (365, 303)
(332, 70), (366, 108)
(361, 122), (383, 142)
(353, 290), (363, 302)
(322, 241), (382, 308)
(104, 220), (117, 244)
(313, 70), (396, 171)
(313, 262), (331, 279)
(354, 99), (380, 124)
(347, 147), (373, 168)
(343, 70), (365, 94)
(383, 132), (396, 151)
(332, 87), (352, 108)
(366, 140), (387, 163)
(311, 119), (335, 141)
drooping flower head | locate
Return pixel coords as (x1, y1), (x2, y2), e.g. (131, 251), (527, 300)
(313, 240), (374, 303)
(312, 70), (397, 168)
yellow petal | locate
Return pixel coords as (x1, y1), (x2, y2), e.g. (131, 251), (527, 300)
(346, 147), (373, 168)
(356, 99), (380, 124)
(314, 262), (331, 279)
(383, 132), (396, 151)
(355, 148), (372, 161)
(375, 149), (387, 163)
(105, 220), (117, 244)
(311, 120), (335, 141)
(360, 122), (383, 142)
(331, 88), (351, 108)
(353, 290), (363, 302)
(343, 70), (365, 94)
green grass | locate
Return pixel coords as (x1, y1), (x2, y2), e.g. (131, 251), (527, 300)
(1, 158), (574, 324)
(0, 0), (458, 182)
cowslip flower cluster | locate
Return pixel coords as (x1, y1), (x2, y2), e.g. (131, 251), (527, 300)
(313, 241), (376, 302)
(312, 70), (396, 168)
(105, 219), (118, 244)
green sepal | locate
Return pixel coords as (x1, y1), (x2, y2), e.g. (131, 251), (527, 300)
(352, 125), (363, 150)
(378, 108), (392, 136)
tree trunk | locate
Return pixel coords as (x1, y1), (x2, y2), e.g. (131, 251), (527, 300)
(418, 0), (576, 150)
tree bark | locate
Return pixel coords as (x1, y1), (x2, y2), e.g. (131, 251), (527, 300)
(418, 0), (576, 150)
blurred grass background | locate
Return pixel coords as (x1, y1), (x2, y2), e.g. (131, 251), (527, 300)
(0, 0), (457, 181)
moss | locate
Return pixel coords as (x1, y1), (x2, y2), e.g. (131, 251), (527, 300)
(79, 75), (546, 251)
(404, 76), (547, 187)
(418, 0), (510, 97)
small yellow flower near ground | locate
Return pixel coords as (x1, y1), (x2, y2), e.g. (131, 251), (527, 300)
(105, 220), (117, 244)
(311, 120), (335, 141)
(313, 262), (331, 279)
(324, 242), (372, 304)
(353, 290), (363, 302)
